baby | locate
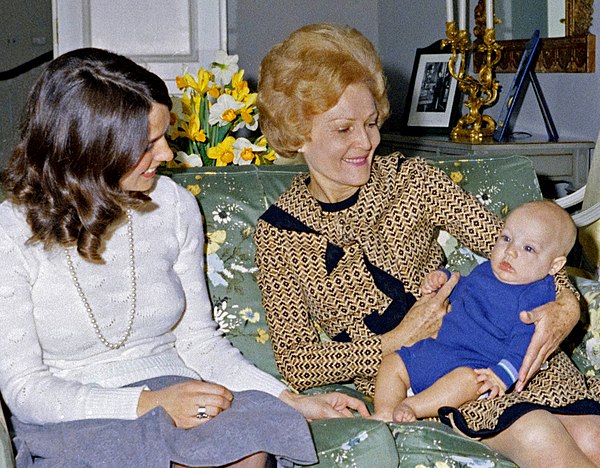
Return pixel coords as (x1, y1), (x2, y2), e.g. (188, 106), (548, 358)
(372, 200), (577, 422)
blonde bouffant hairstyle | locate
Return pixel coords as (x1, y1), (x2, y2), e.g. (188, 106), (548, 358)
(257, 23), (390, 158)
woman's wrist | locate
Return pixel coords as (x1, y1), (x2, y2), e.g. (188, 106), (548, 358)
(137, 389), (158, 417)
(556, 288), (581, 331)
(279, 389), (304, 410)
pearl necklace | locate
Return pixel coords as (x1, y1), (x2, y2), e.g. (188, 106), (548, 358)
(64, 209), (137, 350)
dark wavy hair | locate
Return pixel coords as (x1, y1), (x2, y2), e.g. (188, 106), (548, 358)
(1, 48), (172, 262)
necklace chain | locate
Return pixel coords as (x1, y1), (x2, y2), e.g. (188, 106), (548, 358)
(64, 209), (137, 350)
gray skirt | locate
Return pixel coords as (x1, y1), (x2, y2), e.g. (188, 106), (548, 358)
(12, 376), (317, 467)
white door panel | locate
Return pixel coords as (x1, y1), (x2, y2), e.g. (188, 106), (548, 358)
(52, 0), (225, 94)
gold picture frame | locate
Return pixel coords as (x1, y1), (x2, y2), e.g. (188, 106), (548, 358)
(474, 0), (595, 73)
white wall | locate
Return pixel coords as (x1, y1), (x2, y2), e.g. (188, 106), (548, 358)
(227, 0), (380, 86)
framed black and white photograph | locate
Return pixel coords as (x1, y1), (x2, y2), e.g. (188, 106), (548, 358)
(401, 41), (463, 135)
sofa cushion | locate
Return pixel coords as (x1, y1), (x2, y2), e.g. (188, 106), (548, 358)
(167, 165), (302, 380)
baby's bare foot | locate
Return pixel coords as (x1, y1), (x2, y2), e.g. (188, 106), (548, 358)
(393, 402), (417, 422)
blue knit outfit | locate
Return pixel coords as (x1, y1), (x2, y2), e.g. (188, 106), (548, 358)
(398, 261), (555, 393)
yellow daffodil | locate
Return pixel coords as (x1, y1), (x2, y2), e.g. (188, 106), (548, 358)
(263, 149), (278, 162)
(176, 70), (212, 96)
(207, 136), (236, 166)
(208, 83), (221, 99)
(172, 113), (206, 143)
(196, 69), (211, 95)
(230, 70), (250, 102)
(175, 73), (197, 90)
(180, 93), (192, 116)
(167, 50), (278, 167)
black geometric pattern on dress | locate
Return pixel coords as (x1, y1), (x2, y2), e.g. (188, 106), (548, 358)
(260, 204), (318, 234)
(438, 351), (600, 439)
(325, 243), (345, 274)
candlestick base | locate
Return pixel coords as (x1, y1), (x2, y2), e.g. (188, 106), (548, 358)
(451, 115), (495, 144)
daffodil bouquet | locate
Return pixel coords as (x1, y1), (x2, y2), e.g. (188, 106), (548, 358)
(167, 50), (277, 167)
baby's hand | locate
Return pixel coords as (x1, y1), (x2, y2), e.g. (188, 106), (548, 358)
(421, 270), (450, 296)
(474, 368), (507, 398)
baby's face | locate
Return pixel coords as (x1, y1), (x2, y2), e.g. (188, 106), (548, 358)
(490, 209), (564, 285)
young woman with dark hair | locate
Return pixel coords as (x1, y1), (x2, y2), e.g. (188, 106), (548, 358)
(0, 47), (367, 467)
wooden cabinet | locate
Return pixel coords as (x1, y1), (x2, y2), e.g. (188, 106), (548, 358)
(379, 134), (595, 192)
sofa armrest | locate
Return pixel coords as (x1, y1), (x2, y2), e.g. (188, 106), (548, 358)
(0, 407), (14, 468)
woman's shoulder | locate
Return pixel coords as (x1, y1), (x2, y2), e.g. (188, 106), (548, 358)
(0, 200), (30, 240)
(268, 171), (311, 210)
(367, 153), (430, 191)
(0, 201), (37, 265)
(151, 175), (198, 210)
(373, 152), (431, 173)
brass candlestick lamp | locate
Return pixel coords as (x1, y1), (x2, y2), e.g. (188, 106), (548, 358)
(442, 3), (502, 143)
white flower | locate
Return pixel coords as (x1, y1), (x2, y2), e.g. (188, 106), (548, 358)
(213, 298), (239, 332)
(232, 137), (266, 165)
(209, 94), (245, 127)
(233, 112), (259, 132)
(230, 263), (258, 274)
(175, 151), (203, 167)
(212, 203), (241, 225)
(212, 206), (232, 224)
(211, 50), (239, 86)
(475, 191), (492, 206)
(207, 253), (228, 287)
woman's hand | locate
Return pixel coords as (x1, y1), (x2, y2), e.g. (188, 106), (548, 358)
(137, 380), (234, 429)
(515, 288), (580, 392)
(381, 272), (459, 356)
(279, 390), (370, 421)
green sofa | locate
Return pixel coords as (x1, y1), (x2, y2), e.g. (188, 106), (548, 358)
(1, 154), (598, 467)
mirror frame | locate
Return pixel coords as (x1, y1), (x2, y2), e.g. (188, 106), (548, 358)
(474, 0), (595, 73)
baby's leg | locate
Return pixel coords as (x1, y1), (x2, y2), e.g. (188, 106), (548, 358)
(395, 367), (480, 421)
(372, 352), (411, 421)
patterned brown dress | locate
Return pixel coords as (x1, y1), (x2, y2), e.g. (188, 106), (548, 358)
(255, 153), (599, 437)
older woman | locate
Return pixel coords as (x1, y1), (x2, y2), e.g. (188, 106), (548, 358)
(255, 23), (600, 467)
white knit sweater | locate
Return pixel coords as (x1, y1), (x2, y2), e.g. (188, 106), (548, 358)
(0, 176), (285, 425)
